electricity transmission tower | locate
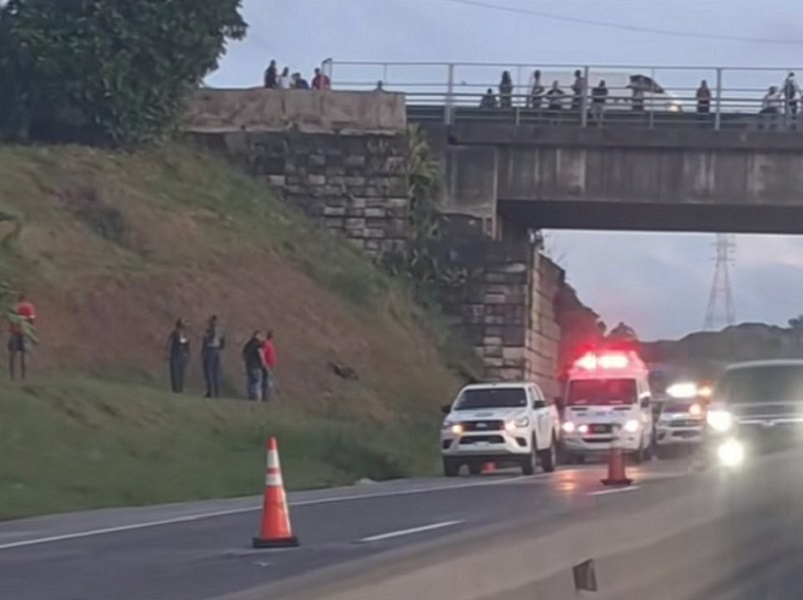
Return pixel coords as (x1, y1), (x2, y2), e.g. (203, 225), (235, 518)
(703, 234), (736, 331)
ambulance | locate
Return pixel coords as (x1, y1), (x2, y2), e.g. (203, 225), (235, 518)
(560, 350), (654, 463)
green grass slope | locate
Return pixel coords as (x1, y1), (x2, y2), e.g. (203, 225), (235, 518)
(0, 144), (471, 519)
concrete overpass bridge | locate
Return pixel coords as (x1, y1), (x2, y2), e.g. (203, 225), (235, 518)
(324, 60), (803, 236)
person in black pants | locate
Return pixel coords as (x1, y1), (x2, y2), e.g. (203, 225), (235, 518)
(242, 331), (264, 401)
(201, 315), (225, 398)
(166, 319), (190, 393)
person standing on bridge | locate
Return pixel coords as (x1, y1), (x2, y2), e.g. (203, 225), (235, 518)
(264, 60), (278, 89)
(591, 80), (608, 125)
(571, 70), (586, 112)
(499, 71), (513, 108)
(528, 70), (544, 109)
(312, 68), (331, 90)
(696, 80), (711, 114)
(760, 86), (783, 130)
(201, 315), (225, 398)
(277, 66), (291, 89)
(783, 72), (801, 123)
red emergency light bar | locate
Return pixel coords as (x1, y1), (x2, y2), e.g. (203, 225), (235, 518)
(573, 352), (630, 370)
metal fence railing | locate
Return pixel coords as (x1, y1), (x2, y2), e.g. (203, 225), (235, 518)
(321, 60), (803, 131)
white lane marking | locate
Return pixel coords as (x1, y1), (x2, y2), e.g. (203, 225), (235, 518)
(0, 507), (261, 551)
(358, 520), (464, 543)
(0, 473), (552, 551)
(587, 485), (641, 497)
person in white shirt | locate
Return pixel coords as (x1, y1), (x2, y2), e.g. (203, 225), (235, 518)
(277, 67), (291, 89)
(760, 85), (782, 130)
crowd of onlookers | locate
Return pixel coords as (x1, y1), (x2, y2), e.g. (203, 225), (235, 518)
(263, 59), (331, 91)
(479, 68), (803, 129)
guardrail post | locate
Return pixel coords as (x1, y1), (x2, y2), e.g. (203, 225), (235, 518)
(580, 66), (589, 128)
(445, 63), (455, 125)
(714, 68), (722, 131)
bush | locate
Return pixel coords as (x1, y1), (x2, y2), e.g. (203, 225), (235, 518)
(0, 0), (247, 145)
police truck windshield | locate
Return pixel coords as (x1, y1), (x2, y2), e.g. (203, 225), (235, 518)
(455, 387), (528, 410)
(567, 378), (637, 406)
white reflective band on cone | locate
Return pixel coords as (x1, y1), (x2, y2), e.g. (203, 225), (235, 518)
(267, 450), (281, 470)
(266, 472), (284, 487)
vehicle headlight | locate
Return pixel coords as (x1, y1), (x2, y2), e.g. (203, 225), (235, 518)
(443, 420), (463, 434)
(505, 417), (529, 431)
(707, 410), (733, 432)
(623, 419), (640, 433)
(717, 438), (744, 467)
(562, 421), (576, 433)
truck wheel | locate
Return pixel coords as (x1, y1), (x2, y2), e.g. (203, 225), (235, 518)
(443, 458), (460, 477)
(468, 462), (482, 476)
(538, 436), (557, 473)
(522, 439), (537, 475)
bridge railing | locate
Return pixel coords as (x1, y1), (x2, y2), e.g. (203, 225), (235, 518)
(321, 60), (803, 130)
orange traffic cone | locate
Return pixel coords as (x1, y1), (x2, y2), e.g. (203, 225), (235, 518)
(252, 437), (299, 548)
(601, 434), (632, 486)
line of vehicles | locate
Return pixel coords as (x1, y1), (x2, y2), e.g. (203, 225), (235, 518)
(441, 347), (803, 476)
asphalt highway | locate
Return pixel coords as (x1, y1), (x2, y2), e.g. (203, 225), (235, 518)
(0, 459), (693, 600)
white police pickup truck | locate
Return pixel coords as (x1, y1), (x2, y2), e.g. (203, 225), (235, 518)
(440, 382), (560, 476)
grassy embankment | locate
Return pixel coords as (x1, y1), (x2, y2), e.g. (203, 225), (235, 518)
(0, 144), (473, 519)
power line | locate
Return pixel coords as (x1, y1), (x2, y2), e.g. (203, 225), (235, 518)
(438, 0), (803, 46)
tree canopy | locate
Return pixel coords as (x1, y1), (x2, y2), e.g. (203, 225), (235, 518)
(0, 0), (246, 144)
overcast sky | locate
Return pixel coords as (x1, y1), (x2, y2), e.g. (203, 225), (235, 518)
(208, 0), (803, 340)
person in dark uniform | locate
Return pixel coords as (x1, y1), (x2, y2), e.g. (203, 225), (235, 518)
(201, 315), (225, 398)
(166, 319), (190, 393)
(242, 331), (264, 401)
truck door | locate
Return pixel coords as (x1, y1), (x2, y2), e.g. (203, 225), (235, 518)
(530, 385), (551, 449)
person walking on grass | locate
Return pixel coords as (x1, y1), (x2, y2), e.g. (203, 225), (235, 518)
(242, 331), (264, 401)
(261, 330), (276, 402)
(166, 319), (190, 393)
(8, 292), (36, 381)
(201, 315), (225, 398)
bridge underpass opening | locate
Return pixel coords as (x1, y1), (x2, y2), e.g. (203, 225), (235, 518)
(527, 227), (803, 345)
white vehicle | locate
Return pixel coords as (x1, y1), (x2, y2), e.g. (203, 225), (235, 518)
(440, 382), (560, 477)
(655, 391), (705, 459)
(561, 351), (654, 463)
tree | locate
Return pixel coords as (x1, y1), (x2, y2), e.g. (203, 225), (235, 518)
(788, 316), (803, 348)
(0, 0), (246, 144)
(608, 321), (638, 341)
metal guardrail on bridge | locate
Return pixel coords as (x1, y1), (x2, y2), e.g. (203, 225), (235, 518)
(320, 60), (803, 131)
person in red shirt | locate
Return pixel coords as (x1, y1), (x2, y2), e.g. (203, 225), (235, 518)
(311, 68), (331, 91)
(260, 330), (276, 402)
(8, 293), (36, 380)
